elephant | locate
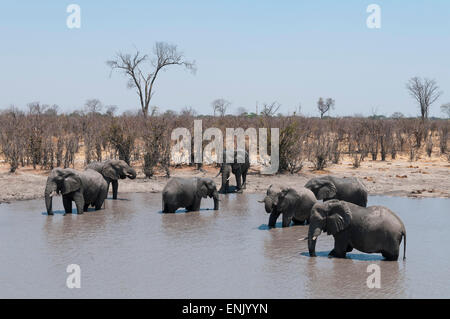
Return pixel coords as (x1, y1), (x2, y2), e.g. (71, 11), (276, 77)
(86, 159), (136, 199)
(305, 175), (368, 207)
(306, 200), (406, 261)
(216, 149), (250, 193)
(45, 168), (108, 215)
(162, 177), (219, 213)
(259, 185), (317, 227)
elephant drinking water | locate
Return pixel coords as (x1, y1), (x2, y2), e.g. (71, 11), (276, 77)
(260, 185), (317, 227)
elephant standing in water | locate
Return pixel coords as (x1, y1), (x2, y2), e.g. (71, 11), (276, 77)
(305, 175), (368, 207)
(86, 159), (136, 199)
(260, 185), (317, 227)
(216, 150), (250, 193)
(45, 168), (108, 215)
(162, 177), (219, 213)
(307, 200), (406, 261)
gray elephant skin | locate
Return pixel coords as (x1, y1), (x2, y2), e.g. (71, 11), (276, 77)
(305, 175), (368, 207)
(260, 185), (317, 227)
(86, 159), (136, 199)
(216, 150), (250, 193)
(307, 200), (406, 261)
(162, 177), (219, 213)
(45, 168), (108, 215)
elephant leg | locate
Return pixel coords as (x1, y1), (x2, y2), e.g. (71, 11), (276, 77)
(73, 191), (85, 214)
(292, 218), (304, 225)
(189, 198), (202, 211)
(241, 172), (247, 189)
(166, 204), (177, 213)
(268, 211), (280, 228)
(382, 243), (399, 261)
(346, 244), (353, 252)
(94, 196), (104, 210)
(382, 252), (398, 261)
(112, 180), (119, 200)
(235, 173), (242, 191)
(329, 233), (348, 258)
(106, 181), (111, 197)
(282, 213), (293, 227)
(83, 204), (89, 212)
(62, 196), (72, 215)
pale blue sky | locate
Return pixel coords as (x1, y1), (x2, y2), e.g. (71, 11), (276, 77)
(0, 0), (449, 117)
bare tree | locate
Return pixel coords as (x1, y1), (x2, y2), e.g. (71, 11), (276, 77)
(317, 97), (335, 119)
(211, 98), (230, 117)
(180, 106), (197, 117)
(107, 42), (196, 117)
(406, 77), (442, 121)
(441, 103), (450, 118)
(260, 101), (281, 117)
(105, 105), (118, 116)
(85, 99), (103, 114)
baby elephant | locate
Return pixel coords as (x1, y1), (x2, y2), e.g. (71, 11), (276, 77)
(307, 200), (406, 261)
(260, 185), (317, 227)
(86, 159), (136, 199)
(305, 175), (368, 207)
(162, 177), (219, 213)
(45, 168), (108, 215)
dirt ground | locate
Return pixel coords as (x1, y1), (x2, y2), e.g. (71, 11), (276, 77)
(0, 154), (448, 204)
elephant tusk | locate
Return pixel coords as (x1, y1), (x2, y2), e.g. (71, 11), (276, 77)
(312, 236), (317, 241)
(49, 191), (58, 197)
(227, 176), (232, 181)
(257, 200), (264, 203)
(298, 237), (308, 241)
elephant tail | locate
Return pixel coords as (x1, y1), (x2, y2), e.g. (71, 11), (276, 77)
(402, 230), (406, 260)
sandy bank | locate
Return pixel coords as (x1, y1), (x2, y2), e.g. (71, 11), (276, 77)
(1, 156), (448, 204)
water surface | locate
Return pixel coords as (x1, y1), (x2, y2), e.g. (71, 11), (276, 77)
(0, 194), (449, 298)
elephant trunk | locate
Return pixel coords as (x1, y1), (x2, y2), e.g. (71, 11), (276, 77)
(127, 167), (137, 180)
(45, 180), (57, 215)
(308, 226), (322, 257)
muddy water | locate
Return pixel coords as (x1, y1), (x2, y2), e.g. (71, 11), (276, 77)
(0, 193), (449, 298)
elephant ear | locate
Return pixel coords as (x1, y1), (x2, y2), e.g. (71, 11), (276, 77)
(326, 200), (352, 235)
(102, 162), (119, 180)
(317, 181), (337, 200)
(197, 180), (209, 198)
(62, 172), (82, 195)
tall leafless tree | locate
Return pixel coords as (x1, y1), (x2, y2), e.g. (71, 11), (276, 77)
(317, 97), (335, 119)
(107, 42), (196, 117)
(260, 101), (281, 117)
(211, 98), (230, 117)
(406, 77), (442, 121)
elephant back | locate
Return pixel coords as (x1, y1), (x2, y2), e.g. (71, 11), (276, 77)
(80, 169), (108, 203)
(86, 161), (104, 174)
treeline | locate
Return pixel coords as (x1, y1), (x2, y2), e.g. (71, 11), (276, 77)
(0, 107), (448, 175)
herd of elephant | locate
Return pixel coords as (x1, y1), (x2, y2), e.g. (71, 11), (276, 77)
(44, 150), (406, 262)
